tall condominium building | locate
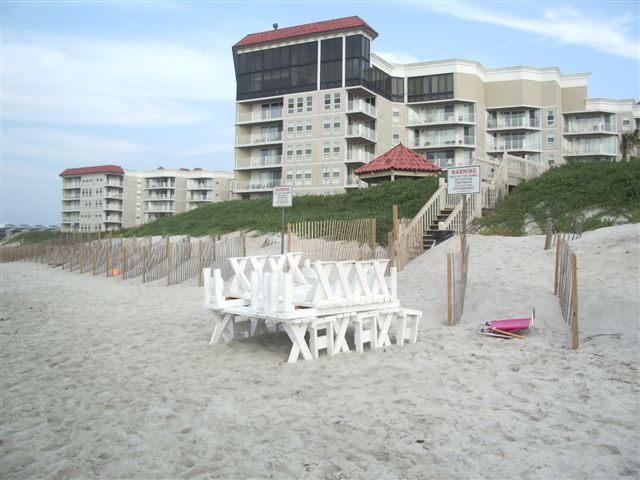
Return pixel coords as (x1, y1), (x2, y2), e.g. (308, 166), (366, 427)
(232, 16), (639, 198)
(59, 166), (233, 232)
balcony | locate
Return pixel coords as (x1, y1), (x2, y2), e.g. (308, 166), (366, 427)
(407, 113), (475, 126)
(61, 203), (81, 212)
(347, 99), (377, 119)
(62, 183), (81, 189)
(61, 217), (80, 224)
(564, 145), (617, 156)
(236, 132), (283, 148)
(563, 124), (617, 135)
(346, 150), (375, 164)
(236, 155), (283, 170)
(188, 195), (214, 202)
(233, 180), (281, 192)
(346, 125), (376, 143)
(104, 215), (122, 224)
(104, 202), (122, 211)
(487, 140), (541, 152)
(412, 136), (475, 149)
(486, 118), (541, 130)
(145, 182), (175, 189)
(105, 180), (123, 187)
(345, 176), (366, 188)
(145, 205), (175, 213)
(104, 191), (123, 199)
(237, 108), (283, 124)
(187, 181), (214, 190)
(62, 194), (81, 200)
(146, 194), (175, 201)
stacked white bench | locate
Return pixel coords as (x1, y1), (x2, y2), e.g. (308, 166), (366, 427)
(203, 252), (422, 363)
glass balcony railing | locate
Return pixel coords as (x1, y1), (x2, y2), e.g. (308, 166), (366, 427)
(487, 118), (541, 129)
(236, 156), (283, 169)
(563, 124), (616, 134)
(233, 180), (281, 192)
(346, 125), (376, 141)
(408, 113), (475, 125)
(347, 150), (375, 163)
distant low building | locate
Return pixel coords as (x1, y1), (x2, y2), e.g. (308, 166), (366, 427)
(59, 165), (233, 232)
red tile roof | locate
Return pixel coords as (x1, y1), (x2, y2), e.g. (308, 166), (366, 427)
(234, 16), (377, 48)
(355, 144), (442, 175)
(59, 165), (125, 177)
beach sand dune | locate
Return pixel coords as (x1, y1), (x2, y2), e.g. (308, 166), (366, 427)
(1, 224), (638, 479)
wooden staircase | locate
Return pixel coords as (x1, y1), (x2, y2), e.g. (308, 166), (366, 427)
(422, 207), (454, 251)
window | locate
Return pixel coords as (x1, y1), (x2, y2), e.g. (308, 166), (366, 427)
(548, 154), (556, 166)
(323, 118), (331, 135)
(305, 144), (312, 161)
(296, 122), (303, 137)
(286, 144), (294, 162)
(304, 169), (312, 185)
(392, 128), (400, 145)
(407, 74), (453, 102)
(322, 167), (331, 184)
(332, 167), (341, 184)
(321, 38), (342, 89)
(306, 96), (313, 112)
(546, 109), (555, 127)
(333, 116), (341, 134)
(392, 108), (400, 123)
(334, 93), (341, 110)
(324, 94), (331, 110)
(287, 122), (294, 138)
(305, 120), (313, 137)
(295, 144), (303, 161)
(297, 97), (304, 113)
(547, 134), (556, 149)
(622, 118), (631, 130)
(288, 98), (294, 114)
(295, 169), (303, 185)
(323, 142), (331, 160)
(333, 141), (341, 158)
(286, 169), (293, 185)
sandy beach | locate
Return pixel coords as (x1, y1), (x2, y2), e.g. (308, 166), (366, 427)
(1, 224), (638, 479)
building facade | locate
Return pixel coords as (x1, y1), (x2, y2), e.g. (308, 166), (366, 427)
(232, 16), (639, 198)
(59, 166), (233, 232)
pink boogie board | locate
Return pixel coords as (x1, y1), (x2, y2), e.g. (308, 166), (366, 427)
(488, 310), (534, 332)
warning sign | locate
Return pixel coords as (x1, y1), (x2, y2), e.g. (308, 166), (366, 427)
(447, 166), (481, 195)
(272, 186), (292, 207)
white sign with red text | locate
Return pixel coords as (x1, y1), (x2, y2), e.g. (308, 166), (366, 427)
(272, 186), (293, 207)
(447, 165), (481, 195)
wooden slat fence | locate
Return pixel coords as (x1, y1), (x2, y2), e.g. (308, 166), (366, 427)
(544, 220), (583, 250)
(447, 234), (470, 326)
(287, 218), (387, 262)
(554, 237), (579, 349)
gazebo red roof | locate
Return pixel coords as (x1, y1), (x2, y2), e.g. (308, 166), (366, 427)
(355, 144), (442, 175)
(59, 165), (125, 177)
(234, 16), (377, 48)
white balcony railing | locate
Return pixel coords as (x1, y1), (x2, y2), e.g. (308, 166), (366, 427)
(146, 183), (175, 189)
(488, 140), (541, 151)
(347, 125), (376, 141)
(408, 113), (475, 125)
(414, 136), (476, 148)
(564, 145), (617, 156)
(146, 195), (175, 201)
(237, 155), (283, 169)
(563, 124), (617, 134)
(233, 180), (281, 192)
(237, 132), (283, 146)
(345, 176), (366, 188)
(237, 108), (283, 123)
(347, 99), (377, 117)
(347, 151), (375, 163)
(487, 118), (541, 129)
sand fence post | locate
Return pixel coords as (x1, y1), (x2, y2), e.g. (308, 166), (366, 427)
(287, 223), (292, 253)
(554, 233), (561, 295)
(544, 221), (553, 250)
(447, 252), (453, 326)
(121, 244), (127, 280)
(166, 236), (172, 286)
(571, 253), (579, 350)
(141, 245), (147, 283)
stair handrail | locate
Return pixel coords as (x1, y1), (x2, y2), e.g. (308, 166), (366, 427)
(393, 179), (448, 270)
(438, 193), (482, 233)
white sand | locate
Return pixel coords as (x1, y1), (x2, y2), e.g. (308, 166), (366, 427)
(1, 224), (638, 479)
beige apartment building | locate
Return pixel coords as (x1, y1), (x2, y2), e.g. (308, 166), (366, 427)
(59, 166), (233, 232)
(232, 16), (639, 199)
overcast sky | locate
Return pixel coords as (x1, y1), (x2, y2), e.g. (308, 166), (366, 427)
(2, 0), (639, 225)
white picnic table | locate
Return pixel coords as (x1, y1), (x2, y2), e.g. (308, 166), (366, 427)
(203, 253), (421, 363)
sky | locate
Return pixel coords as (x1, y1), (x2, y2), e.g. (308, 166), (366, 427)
(1, 0), (639, 226)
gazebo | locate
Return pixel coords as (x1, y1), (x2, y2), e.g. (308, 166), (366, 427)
(354, 144), (442, 184)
